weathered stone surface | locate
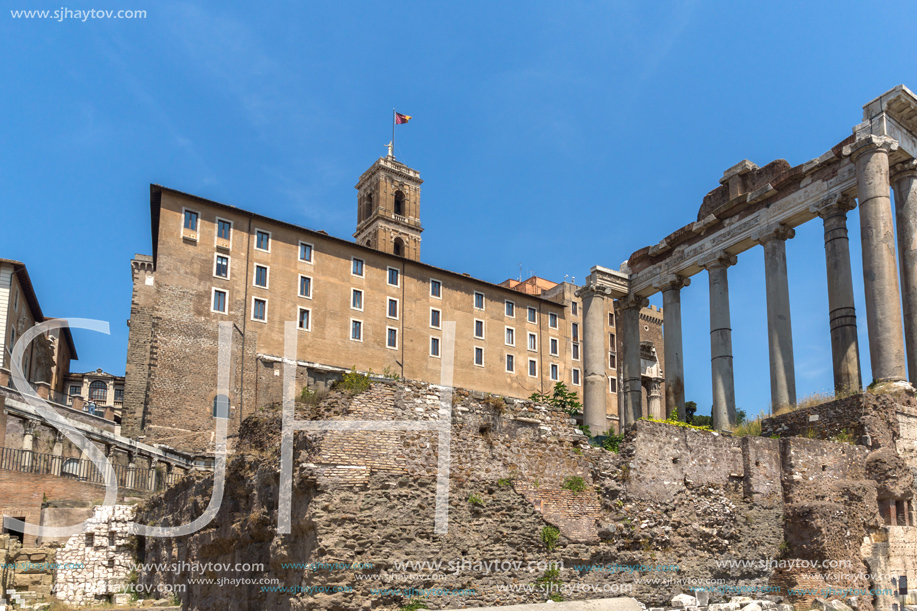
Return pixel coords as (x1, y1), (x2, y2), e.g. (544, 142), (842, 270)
(670, 593), (697, 608)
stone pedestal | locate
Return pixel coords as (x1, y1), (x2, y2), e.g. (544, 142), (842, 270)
(892, 159), (917, 384)
(812, 195), (863, 392)
(703, 251), (737, 430)
(620, 294), (648, 429)
(844, 135), (908, 383)
(755, 225), (797, 410)
(655, 275), (690, 421)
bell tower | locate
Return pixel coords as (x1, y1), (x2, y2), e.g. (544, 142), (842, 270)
(354, 148), (423, 260)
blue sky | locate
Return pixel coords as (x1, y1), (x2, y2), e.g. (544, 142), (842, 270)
(2, 1), (916, 417)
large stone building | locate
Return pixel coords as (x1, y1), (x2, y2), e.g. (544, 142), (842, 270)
(122, 153), (664, 451)
(0, 258), (77, 399)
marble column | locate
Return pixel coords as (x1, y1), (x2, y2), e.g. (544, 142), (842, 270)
(892, 159), (917, 384)
(755, 225), (797, 410)
(844, 135), (907, 383)
(811, 196), (863, 392)
(578, 283), (611, 435)
(702, 251), (738, 430)
(620, 294), (648, 429)
(655, 275), (690, 421)
(51, 431), (64, 476)
(647, 379), (663, 420)
(21, 420), (38, 472)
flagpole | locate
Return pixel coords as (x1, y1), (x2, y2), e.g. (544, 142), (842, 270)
(391, 108), (395, 158)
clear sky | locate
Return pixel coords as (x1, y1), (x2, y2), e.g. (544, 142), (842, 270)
(2, 1), (916, 417)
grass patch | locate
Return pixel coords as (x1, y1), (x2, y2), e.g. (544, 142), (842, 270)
(601, 433), (625, 453)
(299, 386), (329, 406)
(333, 367), (372, 395)
(732, 416), (763, 437)
(831, 428), (855, 444)
(468, 493), (485, 507)
(642, 416), (712, 432)
(399, 600), (430, 611)
(561, 476), (588, 494)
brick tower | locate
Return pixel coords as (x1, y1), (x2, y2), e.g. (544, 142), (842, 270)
(353, 149), (423, 260)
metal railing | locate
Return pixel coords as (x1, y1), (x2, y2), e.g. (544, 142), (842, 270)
(0, 446), (184, 492)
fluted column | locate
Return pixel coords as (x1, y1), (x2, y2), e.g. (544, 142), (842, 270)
(577, 283), (612, 435)
(702, 251), (738, 430)
(620, 294), (648, 429)
(892, 159), (917, 384)
(810, 195), (862, 392)
(655, 275), (690, 421)
(844, 135), (907, 383)
(754, 225), (797, 410)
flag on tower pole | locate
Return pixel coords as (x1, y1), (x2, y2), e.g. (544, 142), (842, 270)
(392, 109), (412, 158)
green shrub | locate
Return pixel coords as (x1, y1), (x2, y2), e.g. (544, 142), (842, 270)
(577, 424), (592, 437)
(497, 475), (516, 487)
(468, 493), (485, 507)
(832, 428), (855, 444)
(300, 386), (328, 406)
(336, 367), (371, 395)
(399, 600), (429, 611)
(561, 476), (588, 494)
(602, 433), (625, 453)
(530, 382), (582, 415)
(540, 526), (560, 550)
(382, 366), (401, 381)
(732, 416), (763, 437)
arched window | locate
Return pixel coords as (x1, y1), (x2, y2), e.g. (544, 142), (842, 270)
(89, 381), (107, 402)
(393, 238), (405, 257)
(394, 191), (405, 216)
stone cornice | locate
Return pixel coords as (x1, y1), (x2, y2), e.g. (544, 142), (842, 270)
(808, 193), (856, 219)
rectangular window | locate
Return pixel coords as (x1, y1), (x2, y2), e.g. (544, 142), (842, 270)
(351, 289), (363, 311)
(387, 267), (400, 287)
(254, 264), (269, 288)
(527, 307), (537, 323)
(550, 364), (559, 381)
(572, 368), (581, 386)
(572, 301), (578, 316)
(549, 338), (559, 356)
(528, 332), (537, 352)
(387, 298), (399, 320)
(609, 312), (615, 327)
(572, 342), (580, 360)
(430, 279), (442, 298)
(252, 298), (267, 321)
(12, 288), (19, 313)
(352, 258), (364, 277)
(212, 289), (228, 314)
(298, 308), (311, 331)
(474, 347), (484, 367)
(505, 300), (515, 317)
(214, 255), (229, 279)
(299, 241), (313, 262)
(255, 230), (270, 252)
(387, 327), (398, 349)
(571, 322), (579, 342)
(609, 353), (617, 369)
(184, 209), (198, 231)
(505, 354), (514, 373)
(430, 308), (441, 329)
(69, 385), (81, 396)
(505, 327), (515, 347)
(549, 312), (558, 328)
(217, 219), (232, 240)
(351, 320), (363, 341)
(430, 336), (441, 357)
(474, 319), (485, 339)
(609, 333), (616, 349)
(474, 292), (485, 310)
(299, 275), (312, 298)
(528, 359), (537, 377)
(610, 378), (618, 393)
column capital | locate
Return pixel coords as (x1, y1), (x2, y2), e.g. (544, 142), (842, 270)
(809, 193), (856, 218)
(842, 134), (899, 162)
(619, 293), (649, 310)
(653, 274), (691, 292)
(700, 250), (737, 271)
(752, 223), (795, 245)
(891, 159), (917, 183)
(574, 282), (612, 299)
